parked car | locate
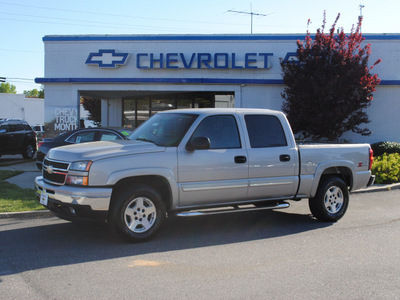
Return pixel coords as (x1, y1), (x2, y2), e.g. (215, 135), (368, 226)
(32, 124), (46, 141)
(36, 127), (132, 169)
(0, 119), (37, 159)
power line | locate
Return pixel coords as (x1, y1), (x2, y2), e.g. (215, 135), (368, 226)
(0, 1), (249, 28)
(0, 11), (195, 32)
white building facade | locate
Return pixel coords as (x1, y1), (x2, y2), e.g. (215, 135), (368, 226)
(36, 34), (400, 143)
(0, 93), (44, 126)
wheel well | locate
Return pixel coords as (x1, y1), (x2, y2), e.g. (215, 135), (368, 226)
(110, 175), (172, 211)
(320, 167), (352, 188)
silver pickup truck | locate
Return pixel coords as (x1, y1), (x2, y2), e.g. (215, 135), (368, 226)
(35, 108), (375, 242)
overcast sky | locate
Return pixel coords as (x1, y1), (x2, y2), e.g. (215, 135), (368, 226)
(1, 0), (398, 93)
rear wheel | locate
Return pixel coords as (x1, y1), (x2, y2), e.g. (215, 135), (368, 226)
(22, 143), (35, 159)
(109, 185), (167, 242)
(309, 177), (349, 222)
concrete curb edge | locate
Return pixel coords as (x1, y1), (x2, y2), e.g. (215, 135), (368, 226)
(0, 210), (53, 219)
(351, 182), (400, 194)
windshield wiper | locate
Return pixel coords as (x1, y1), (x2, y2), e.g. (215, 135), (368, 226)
(136, 138), (156, 144)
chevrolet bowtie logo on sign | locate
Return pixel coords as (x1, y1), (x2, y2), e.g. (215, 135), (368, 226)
(86, 49), (129, 68)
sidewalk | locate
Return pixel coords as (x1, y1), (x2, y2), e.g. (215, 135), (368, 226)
(0, 158), (41, 189)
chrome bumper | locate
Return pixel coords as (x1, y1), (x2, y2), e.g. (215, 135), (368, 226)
(367, 175), (376, 187)
(34, 176), (112, 211)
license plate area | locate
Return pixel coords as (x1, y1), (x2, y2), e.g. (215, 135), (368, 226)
(40, 192), (49, 206)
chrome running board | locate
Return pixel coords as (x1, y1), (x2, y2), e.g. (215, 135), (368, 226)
(174, 202), (290, 217)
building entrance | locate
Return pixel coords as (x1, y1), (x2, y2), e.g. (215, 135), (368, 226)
(80, 91), (234, 129)
(122, 91), (234, 128)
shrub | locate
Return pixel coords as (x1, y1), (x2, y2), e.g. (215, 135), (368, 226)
(371, 141), (400, 156)
(371, 153), (400, 184)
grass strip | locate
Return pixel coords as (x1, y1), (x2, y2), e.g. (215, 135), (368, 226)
(0, 171), (44, 213)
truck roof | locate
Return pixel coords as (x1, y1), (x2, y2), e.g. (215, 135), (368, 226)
(161, 107), (284, 116)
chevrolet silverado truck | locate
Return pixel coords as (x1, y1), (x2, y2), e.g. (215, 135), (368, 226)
(35, 108), (375, 242)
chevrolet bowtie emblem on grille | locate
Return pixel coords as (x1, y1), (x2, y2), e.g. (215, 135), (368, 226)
(85, 49), (129, 68)
(46, 165), (54, 174)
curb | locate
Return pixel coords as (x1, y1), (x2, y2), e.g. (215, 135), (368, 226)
(1, 183), (400, 220)
(351, 182), (400, 194)
(0, 210), (53, 219)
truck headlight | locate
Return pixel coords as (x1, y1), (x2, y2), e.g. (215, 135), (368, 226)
(66, 175), (88, 186)
(66, 161), (92, 186)
(69, 161), (92, 171)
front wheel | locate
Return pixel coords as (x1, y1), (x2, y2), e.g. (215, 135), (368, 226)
(309, 177), (349, 222)
(22, 143), (35, 159)
(109, 185), (167, 242)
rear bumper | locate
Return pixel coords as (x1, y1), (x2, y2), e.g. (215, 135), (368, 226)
(367, 175), (376, 187)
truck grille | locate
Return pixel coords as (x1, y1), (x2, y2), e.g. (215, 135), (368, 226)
(42, 158), (70, 185)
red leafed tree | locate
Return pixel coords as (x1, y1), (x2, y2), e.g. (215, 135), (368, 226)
(280, 12), (381, 141)
(80, 97), (101, 126)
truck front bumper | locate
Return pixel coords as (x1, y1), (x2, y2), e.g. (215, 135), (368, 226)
(34, 176), (112, 220)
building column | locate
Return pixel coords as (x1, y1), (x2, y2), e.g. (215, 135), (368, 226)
(101, 98), (122, 127)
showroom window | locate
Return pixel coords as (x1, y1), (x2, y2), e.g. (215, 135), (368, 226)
(122, 92), (225, 128)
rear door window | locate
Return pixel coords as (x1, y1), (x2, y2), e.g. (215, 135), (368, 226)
(244, 115), (287, 148)
(67, 131), (96, 143)
(99, 131), (122, 141)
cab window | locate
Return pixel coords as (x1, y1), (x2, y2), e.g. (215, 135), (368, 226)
(245, 115), (287, 148)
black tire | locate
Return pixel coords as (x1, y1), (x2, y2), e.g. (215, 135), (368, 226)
(109, 185), (167, 242)
(22, 143), (35, 159)
(309, 177), (349, 222)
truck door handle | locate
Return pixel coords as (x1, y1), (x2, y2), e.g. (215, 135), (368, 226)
(234, 156), (247, 164)
(280, 154), (291, 162)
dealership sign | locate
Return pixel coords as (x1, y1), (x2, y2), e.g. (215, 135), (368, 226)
(86, 49), (130, 68)
(85, 49), (283, 70)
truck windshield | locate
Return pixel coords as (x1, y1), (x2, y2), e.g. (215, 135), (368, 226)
(128, 113), (198, 147)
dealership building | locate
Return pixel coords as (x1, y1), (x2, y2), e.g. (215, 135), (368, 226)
(35, 34), (400, 143)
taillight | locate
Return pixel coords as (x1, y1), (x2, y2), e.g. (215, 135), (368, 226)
(369, 148), (374, 170)
(38, 141), (44, 148)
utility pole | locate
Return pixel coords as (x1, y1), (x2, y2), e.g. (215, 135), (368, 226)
(359, 3), (365, 33)
(228, 4), (268, 34)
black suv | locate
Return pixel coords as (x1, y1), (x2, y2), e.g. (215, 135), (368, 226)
(0, 119), (37, 159)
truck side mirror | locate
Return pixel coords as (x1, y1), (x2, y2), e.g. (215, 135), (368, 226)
(186, 136), (211, 151)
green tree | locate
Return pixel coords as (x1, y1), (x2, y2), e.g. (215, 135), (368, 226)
(23, 88), (44, 98)
(280, 12), (381, 141)
(0, 82), (17, 94)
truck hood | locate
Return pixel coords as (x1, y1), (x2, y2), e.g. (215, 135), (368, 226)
(47, 140), (166, 162)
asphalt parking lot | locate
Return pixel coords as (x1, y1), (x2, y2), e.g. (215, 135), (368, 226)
(1, 155), (400, 299)
(1, 189), (400, 299)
